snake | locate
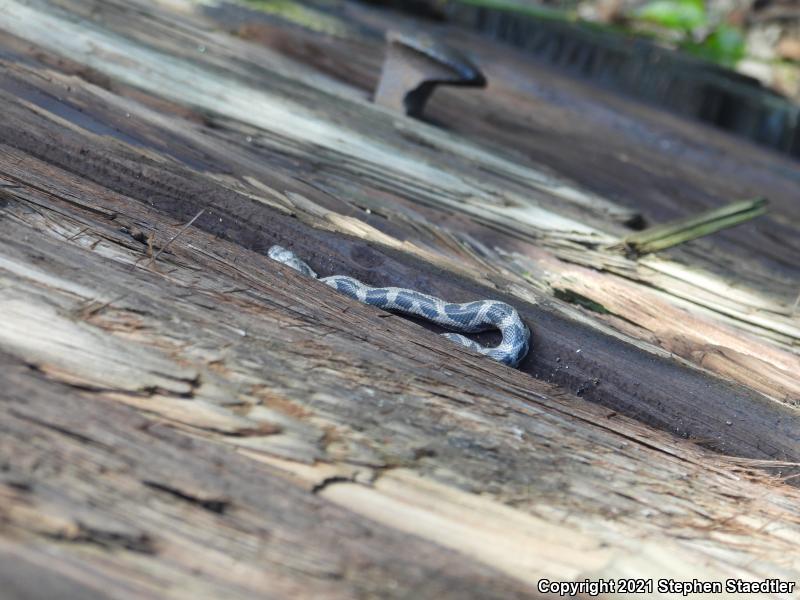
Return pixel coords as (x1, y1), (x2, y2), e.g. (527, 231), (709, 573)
(267, 246), (530, 367)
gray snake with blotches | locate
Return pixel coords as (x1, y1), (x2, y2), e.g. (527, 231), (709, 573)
(268, 246), (530, 367)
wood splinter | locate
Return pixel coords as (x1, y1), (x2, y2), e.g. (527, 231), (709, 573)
(374, 31), (486, 118)
(612, 197), (768, 257)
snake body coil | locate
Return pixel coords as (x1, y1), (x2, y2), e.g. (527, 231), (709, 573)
(268, 246), (530, 367)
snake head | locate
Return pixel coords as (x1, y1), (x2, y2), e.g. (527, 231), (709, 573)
(267, 245), (319, 279)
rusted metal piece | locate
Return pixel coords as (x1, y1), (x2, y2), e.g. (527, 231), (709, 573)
(374, 31), (486, 118)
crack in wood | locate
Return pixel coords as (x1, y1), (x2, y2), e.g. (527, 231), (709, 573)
(141, 480), (230, 514)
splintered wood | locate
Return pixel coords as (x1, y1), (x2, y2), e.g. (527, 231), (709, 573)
(0, 0), (798, 598)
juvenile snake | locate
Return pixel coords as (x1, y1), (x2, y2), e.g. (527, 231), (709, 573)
(268, 246), (530, 367)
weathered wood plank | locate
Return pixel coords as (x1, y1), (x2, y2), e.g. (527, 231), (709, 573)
(1, 0), (800, 597)
(2, 164), (800, 597)
(0, 353), (540, 599)
(0, 48), (796, 467)
(208, 0), (800, 301)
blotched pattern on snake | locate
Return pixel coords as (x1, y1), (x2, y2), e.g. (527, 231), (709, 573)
(268, 246), (531, 367)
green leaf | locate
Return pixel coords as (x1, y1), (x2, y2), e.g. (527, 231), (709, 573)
(635, 0), (707, 31)
(682, 24), (746, 67)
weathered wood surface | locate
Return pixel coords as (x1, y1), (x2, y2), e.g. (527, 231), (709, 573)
(0, 0), (799, 597)
(3, 136), (800, 598)
(3, 0), (798, 460)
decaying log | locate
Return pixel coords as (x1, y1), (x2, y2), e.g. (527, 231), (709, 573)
(0, 0), (799, 598)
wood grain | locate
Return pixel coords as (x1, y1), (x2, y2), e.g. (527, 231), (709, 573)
(0, 0), (799, 597)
